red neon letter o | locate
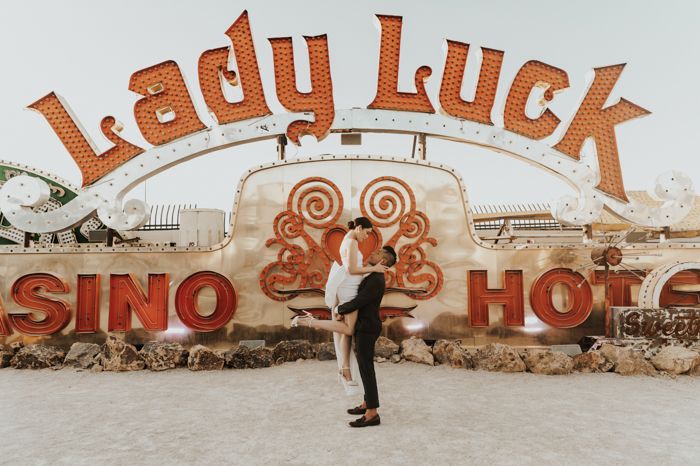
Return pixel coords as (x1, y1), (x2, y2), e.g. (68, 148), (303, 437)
(175, 272), (237, 332)
(530, 268), (593, 328)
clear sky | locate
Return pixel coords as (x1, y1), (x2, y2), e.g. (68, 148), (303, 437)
(0, 0), (698, 213)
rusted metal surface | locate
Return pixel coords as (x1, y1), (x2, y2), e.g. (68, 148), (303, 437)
(0, 158), (698, 348)
(612, 307), (700, 340)
(27, 93), (144, 187)
(198, 11), (271, 125)
(129, 61), (207, 146)
(554, 65), (651, 202)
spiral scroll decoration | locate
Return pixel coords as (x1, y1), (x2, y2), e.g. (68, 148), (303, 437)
(360, 176), (416, 228)
(288, 176), (343, 229)
(259, 177), (341, 300)
(260, 175), (443, 302)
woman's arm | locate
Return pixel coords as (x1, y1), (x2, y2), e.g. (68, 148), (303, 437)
(307, 310), (357, 335)
(346, 239), (385, 275)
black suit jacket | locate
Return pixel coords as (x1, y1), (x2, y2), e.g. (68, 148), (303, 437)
(336, 272), (385, 335)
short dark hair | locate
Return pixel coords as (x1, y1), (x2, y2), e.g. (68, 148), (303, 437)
(382, 245), (397, 267)
(348, 216), (372, 230)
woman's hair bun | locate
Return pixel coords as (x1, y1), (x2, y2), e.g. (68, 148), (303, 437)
(347, 220), (356, 230)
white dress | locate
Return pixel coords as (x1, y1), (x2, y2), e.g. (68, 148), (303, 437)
(324, 236), (367, 396)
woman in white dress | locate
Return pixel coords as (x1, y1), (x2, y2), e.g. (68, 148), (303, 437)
(293, 217), (386, 394)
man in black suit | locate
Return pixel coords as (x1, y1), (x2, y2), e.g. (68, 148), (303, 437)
(337, 245), (397, 428)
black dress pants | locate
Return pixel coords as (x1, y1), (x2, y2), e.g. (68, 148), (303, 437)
(355, 331), (380, 409)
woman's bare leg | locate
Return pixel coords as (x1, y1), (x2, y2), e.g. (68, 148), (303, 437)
(339, 333), (353, 381)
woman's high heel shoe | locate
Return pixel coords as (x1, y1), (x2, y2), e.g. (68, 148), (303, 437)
(339, 367), (358, 386)
(291, 311), (315, 328)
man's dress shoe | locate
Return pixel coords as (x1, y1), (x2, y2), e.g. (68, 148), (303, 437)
(349, 414), (381, 428)
(347, 405), (367, 415)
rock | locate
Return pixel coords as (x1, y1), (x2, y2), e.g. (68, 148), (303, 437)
(187, 345), (224, 371)
(224, 346), (272, 369)
(690, 358), (700, 376)
(650, 346), (699, 375)
(572, 351), (614, 373)
(272, 340), (315, 364)
(315, 342), (336, 361)
(475, 343), (526, 372)
(374, 356), (387, 363)
(596, 344), (656, 376)
(374, 336), (400, 359)
(400, 337), (434, 365)
(248, 347), (273, 368)
(64, 343), (101, 369)
(9, 341), (24, 353)
(432, 340), (473, 369)
(100, 336), (145, 372)
(224, 346), (250, 369)
(522, 350), (573, 375)
(140, 342), (186, 371)
(390, 354), (402, 364)
(599, 344), (624, 366)
(11, 345), (66, 369)
(0, 345), (13, 368)
(90, 364), (104, 373)
(615, 351), (656, 376)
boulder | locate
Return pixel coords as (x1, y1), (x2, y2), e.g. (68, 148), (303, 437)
(432, 340), (473, 369)
(400, 337), (434, 365)
(9, 341), (24, 353)
(690, 358), (700, 376)
(599, 344), (625, 367)
(315, 342), (336, 361)
(572, 351), (614, 373)
(248, 347), (273, 368)
(615, 351), (656, 376)
(188, 345), (224, 371)
(475, 343), (526, 372)
(596, 344), (656, 376)
(140, 342), (186, 371)
(272, 340), (315, 364)
(224, 345), (272, 369)
(64, 343), (101, 369)
(522, 350), (573, 375)
(374, 337), (400, 359)
(100, 336), (145, 371)
(11, 344), (66, 369)
(0, 345), (13, 368)
(650, 346), (699, 375)
(390, 354), (402, 364)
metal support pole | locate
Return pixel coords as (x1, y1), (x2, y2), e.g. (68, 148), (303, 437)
(415, 133), (427, 160)
(107, 228), (116, 247)
(276, 135), (287, 161)
(23, 232), (31, 248)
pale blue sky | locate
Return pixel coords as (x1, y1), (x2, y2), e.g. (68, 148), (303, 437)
(0, 0), (698, 211)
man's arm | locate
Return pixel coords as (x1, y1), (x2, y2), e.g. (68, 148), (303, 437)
(337, 274), (384, 315)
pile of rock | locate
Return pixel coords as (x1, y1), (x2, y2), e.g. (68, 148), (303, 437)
(1, 336), (698, 377)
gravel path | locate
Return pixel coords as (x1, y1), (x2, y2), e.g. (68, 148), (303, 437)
(1, 361), (698, 465)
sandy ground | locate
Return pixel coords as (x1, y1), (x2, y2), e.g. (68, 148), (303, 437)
(0, 361), (699, 466)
